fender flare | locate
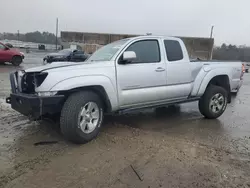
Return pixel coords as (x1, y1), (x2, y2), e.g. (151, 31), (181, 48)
(50, 75), (119, 111)
(191, 68), (232, 97)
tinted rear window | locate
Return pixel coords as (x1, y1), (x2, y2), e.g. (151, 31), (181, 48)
(164, 40), (183, 61)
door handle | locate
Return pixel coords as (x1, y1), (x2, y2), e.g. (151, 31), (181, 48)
(155, 67), (165, 72)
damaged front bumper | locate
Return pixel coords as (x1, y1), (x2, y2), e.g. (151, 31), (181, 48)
(6, 71), (65, 119)
(6, 94), (64, 119)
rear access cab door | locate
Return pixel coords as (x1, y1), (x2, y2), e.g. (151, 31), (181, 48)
(163, 38), (195, 99)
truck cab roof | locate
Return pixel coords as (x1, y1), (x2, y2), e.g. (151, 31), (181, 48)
(129, 35), (181, 41)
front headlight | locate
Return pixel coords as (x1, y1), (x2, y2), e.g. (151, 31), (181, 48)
(37, 91), (57, 97)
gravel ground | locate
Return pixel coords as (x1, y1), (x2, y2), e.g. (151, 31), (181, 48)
(0, 52), (250, 188)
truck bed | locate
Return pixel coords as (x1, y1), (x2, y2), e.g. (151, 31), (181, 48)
(190, 59), (241, 63)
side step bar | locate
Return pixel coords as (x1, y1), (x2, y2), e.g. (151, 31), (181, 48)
(118, 97), (200, 114)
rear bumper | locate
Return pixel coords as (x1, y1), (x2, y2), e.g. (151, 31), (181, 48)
(6, 93), (65, 119)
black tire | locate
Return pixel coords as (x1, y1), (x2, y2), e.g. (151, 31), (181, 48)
(11, 56), (22, 66)
(60, 91), (104, 144)
(198, 85), (227, 119)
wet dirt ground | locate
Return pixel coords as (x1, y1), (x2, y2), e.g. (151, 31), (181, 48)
(0, 53), (250, 188)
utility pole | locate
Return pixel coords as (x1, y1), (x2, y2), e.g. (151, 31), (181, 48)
(208, 26), (214, 60)
(210, 26), (214, 38)
(55, 18), (58, 50)
(17, 30), (19, 41)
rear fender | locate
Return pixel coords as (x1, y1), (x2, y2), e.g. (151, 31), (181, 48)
(198, 69), (231, 96)
(191, 68), (232, 97)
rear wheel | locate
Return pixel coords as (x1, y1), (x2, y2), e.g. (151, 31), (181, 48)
(199, 85), (227, 119)
(11, 56), (22, 66)
(60, 91), (104, 144)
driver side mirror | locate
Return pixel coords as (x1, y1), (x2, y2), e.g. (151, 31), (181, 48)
(5, 47), (9, 50)
(121, 51), (136, 63)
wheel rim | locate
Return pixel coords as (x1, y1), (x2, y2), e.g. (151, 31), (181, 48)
(209, 93), (225, 114)
(78, 102), (100, 134)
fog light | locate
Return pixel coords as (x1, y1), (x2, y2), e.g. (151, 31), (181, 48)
(37, 91), (57, 97)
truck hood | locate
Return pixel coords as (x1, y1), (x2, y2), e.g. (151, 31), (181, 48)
(25, 62), (82, 73)
(25, 61), (112, 73)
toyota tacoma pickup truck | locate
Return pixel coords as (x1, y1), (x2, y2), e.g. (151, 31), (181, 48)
(6, 36), (244, 144)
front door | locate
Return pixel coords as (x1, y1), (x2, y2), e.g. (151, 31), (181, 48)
(0, 43), (8, 62)
(116, 39), (167, 108)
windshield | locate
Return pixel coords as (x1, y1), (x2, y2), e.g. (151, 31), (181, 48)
(87, 39), (129, 62)
(58, 49), (72, 55)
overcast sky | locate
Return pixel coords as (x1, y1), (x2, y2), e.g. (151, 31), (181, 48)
(0, 0), (249, 45)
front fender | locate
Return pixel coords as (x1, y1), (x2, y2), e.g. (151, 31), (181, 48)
(50, 75), (119, 111)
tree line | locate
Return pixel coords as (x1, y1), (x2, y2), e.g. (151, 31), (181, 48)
(0, 31), (59, 45)
(213, 44), (250, 62)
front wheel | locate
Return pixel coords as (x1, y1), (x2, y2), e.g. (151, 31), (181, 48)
(60, 91), (104, 144)
(11, 56), (22, 66)
(199, 85), (227, 119)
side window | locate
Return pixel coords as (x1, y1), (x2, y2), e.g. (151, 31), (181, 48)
(73, 50), (83, 54)
(164, 40), (183, 62)
(125, 40), (160, 63)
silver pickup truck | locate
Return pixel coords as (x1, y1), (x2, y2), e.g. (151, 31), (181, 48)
(6, 36), (244, 144)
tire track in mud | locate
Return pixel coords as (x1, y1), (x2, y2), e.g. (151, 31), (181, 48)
(1, 98), (250, 187)
(0, 99), (68, 187)
(0, 155), (50, 187)
(0, 142), (70, 188)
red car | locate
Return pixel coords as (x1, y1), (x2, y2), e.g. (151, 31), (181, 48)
(0, 42), (24, 66)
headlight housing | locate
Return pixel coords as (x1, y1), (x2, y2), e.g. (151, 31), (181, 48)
(21, 72), (48, 94)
